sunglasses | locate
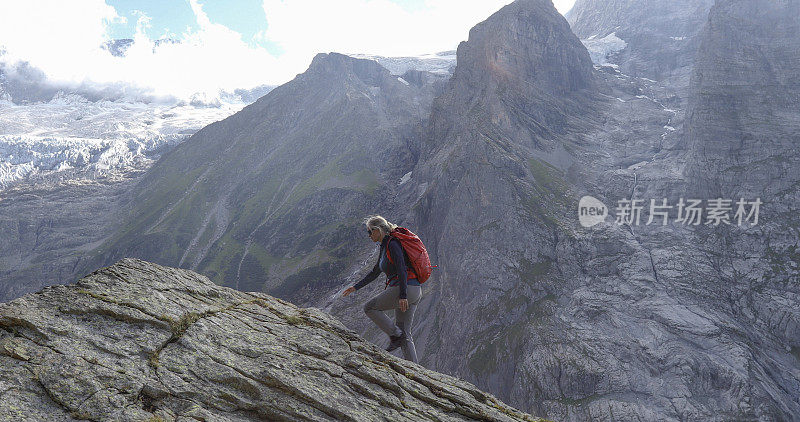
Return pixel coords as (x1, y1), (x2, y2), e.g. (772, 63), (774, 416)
(366, 227), (374, 236)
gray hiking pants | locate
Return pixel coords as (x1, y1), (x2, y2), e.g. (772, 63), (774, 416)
(363, 285), (422, 363)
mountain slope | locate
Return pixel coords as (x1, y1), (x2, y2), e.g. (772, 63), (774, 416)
(0, 258), (543, 421)
(685, 0), (800, 200)
(330, 0), (611, 418)
(80, 53), (447, 301)
(370, 0), (798, 420)
(0, 94), (254, 304)
(567, 0), (714, 82)
(679, 1), (800, 416)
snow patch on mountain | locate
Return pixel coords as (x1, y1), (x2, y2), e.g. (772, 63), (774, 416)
(581, 33), (627, 68)
(347, 51), (456, 76)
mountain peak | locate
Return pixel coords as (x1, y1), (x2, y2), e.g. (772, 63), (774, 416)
(454, 0), (594, 96)
(306, 52), (391, 86)
(425, 0), (596, 149)
(0, 258), (543, 421)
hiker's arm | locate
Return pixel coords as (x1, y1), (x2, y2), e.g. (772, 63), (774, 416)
(353, 261), (380, 290)
(388, 240), (408, 299)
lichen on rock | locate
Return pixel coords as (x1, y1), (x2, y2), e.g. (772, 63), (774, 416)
(0, 258), (545, 421)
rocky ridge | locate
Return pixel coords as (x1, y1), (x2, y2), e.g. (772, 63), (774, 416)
(0, 257), (543, 422)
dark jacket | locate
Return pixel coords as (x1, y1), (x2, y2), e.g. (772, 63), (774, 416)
(352, 235), (420, 299)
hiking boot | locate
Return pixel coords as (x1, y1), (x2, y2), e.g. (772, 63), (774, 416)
(386, 331), (406, 352)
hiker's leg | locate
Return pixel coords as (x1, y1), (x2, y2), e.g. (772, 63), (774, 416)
(363, 286), (402, 337)
(395, 285), (422, 363)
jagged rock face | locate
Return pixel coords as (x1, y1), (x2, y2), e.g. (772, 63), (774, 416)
(567, 0), (714, 81)
(0, 258), (542, 421)
(683, 0), (800, 291)
(684, 0), (800, 200)
(454, 0), (594, 97)
(348, 0), (608, 418)
(677, 1), (800, 414)
(340, 0), (798, 420)
(78, 53), (448, 302)
(433, 0), (595, 147)
(0, 176), (139, 302)
(524, 1), (799, 420)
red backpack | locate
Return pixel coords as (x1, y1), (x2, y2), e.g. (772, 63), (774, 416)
(386, 227), (436, 283)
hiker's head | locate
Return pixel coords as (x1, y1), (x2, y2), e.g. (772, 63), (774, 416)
(364, 215), (397, 242)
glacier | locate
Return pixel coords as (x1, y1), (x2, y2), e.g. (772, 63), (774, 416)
(0, 93), (247, 190)
(581, 32), (627, 68)
(347, 51), (456, 76)
(0, 50), (455, 192)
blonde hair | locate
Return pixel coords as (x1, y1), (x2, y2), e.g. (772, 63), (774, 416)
(364, 215), (397, 235)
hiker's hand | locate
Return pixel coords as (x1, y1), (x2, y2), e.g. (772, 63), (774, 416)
(398, 298), (408, 312)
(342, 286), (356, 297)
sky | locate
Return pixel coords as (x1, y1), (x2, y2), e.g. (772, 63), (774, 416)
(0, 0), (577, 102)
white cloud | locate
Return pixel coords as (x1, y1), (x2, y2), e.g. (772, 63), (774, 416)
(98, 0), (287, 99)
(553, 0), (576, 14)
(261, 0), (515, 58)
(0, 0), (288, 102)
(0, 0), (119, 82)
(0, 0), (576, 102)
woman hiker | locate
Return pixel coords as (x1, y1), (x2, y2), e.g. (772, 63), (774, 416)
(341, 215), (422, 363)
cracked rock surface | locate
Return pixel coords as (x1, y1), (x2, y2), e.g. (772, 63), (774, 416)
(0, 257), (544, 422)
